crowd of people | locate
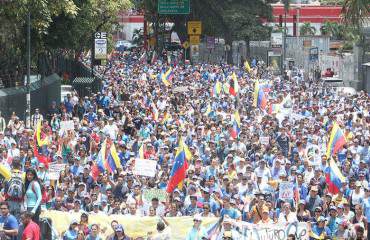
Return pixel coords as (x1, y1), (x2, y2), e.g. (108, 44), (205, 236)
(0, 48), (368, 240)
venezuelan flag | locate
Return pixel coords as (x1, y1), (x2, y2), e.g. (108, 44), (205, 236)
(91, 140), (107, 180)
(269, 103), (280, 114)
(253, 80), (267, 109)
(326, 122), (346, 158)
(222, 82), (230, 94)
(107, 143), (122, 173)
(204, 103), (212, 116)
(166, 140), (189, 193)
(229, 73), (239, 96)
(211, 81), (222, 97)
(294, 177), (300, 207)
(161, 112), (172, 125)
(161, 67), (174, 86)
(244, 60), (251, 73)
(325, 158), (346, 194)
(179, 138), (192, 161)
(229, 110), (241, 139)
(36, 121), (49, 146)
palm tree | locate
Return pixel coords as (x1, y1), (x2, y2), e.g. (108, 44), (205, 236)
(342, 0), (370, 30)
(320, 21), (344, 39)
(300, 22), (316, 36)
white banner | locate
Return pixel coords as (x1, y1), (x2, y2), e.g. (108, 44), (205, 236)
(235, 222), (309, 240)
(133, 159), (157, 177)
(48, 163), (66, 180)
(60, 120), (74, 132)
(279, 181), (294, 201)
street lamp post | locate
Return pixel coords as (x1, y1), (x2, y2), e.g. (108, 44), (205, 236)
(26, 10), (31, 129)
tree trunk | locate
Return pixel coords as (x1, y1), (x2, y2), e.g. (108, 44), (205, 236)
(225, 34), (233, 64)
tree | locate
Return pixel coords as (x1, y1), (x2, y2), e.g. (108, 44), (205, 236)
(300, 22), (316, 36)
(320, 21), (345, 40)
(132, 28), (144, 46)
(320, 0), (345, 5)
(0, 0), (132, 87)
(342, 0), (370, 30)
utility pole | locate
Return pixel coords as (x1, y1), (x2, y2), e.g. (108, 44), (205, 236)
(26, 10), (31, 129)
(283, 0), (289, 72)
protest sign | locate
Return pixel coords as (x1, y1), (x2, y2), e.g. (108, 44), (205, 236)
(279, 181), (294, 201)
(60, 120), (74, 132)
(259, 136), (270, 145)
(143, 189), (167, 202)
(41, 211), (309, 240)
(133, 159), (157, 177)
(48, 163), (66, 180)
(236, 222), (309, 240)
(41, 211), (217, 240)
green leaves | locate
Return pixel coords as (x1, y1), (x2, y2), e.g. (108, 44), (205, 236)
(299, 22), (316, 36)
(0, 0), (132, 81)
(342, 0), (370, 30)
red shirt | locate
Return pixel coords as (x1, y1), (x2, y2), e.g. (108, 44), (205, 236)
(22, 221), (40, 240)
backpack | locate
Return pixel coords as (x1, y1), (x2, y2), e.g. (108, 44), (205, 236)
(7, 172), (23, 199)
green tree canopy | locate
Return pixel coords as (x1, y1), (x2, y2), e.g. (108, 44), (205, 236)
(0, 0), (132, 86)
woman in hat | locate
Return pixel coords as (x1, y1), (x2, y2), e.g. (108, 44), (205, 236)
(107, 224), (131, 240)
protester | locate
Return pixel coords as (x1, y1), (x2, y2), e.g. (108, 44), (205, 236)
(0, 201), (19, 240)
(0, 47), (368, 239)
(24, 169), (42, 223)
(20, 211), (40, 240)
(185, 215), (206, 240)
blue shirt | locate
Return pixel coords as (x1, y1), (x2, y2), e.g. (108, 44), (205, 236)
(0, 214), (18, 240)
(185, 227), (206, 240)
(364, 198), (370, 222)
(63, 229), (78, 240)
(220, 207), (240, 219)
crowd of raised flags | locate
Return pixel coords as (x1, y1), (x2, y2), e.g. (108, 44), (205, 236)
(0, 49), (368, 240)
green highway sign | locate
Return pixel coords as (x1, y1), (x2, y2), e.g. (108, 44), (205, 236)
(158, 0), (190, 15)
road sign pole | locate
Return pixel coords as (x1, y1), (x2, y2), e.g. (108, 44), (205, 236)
(26, 10), (31, 128)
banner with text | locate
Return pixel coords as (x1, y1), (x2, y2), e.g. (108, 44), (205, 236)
(235, 222), (309, 240)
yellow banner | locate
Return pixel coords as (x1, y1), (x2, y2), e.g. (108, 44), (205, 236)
(41, 211), (217, 239)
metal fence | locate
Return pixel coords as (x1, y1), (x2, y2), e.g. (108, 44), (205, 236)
(285, 36), (330, 72)
(197, 40), (270, 66)
(0, 74), (61, 121)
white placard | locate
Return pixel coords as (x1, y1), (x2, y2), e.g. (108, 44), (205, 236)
(279, 181), (294, 201)
(133, 159), (157, 177)
(60, 120), (74, 132)
(259, 136), (270, 145)
(48, 163), (66, 180)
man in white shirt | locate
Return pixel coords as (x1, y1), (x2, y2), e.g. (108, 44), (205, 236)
(103, 118), (119, 140)
(254, 160), (271, 184)
(7, 142), (20, 159)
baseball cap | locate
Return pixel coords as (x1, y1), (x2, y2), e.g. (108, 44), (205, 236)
(193, 214), (202, 222)
(318, 216), (326, 222)
(114, 224), (124, 232)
